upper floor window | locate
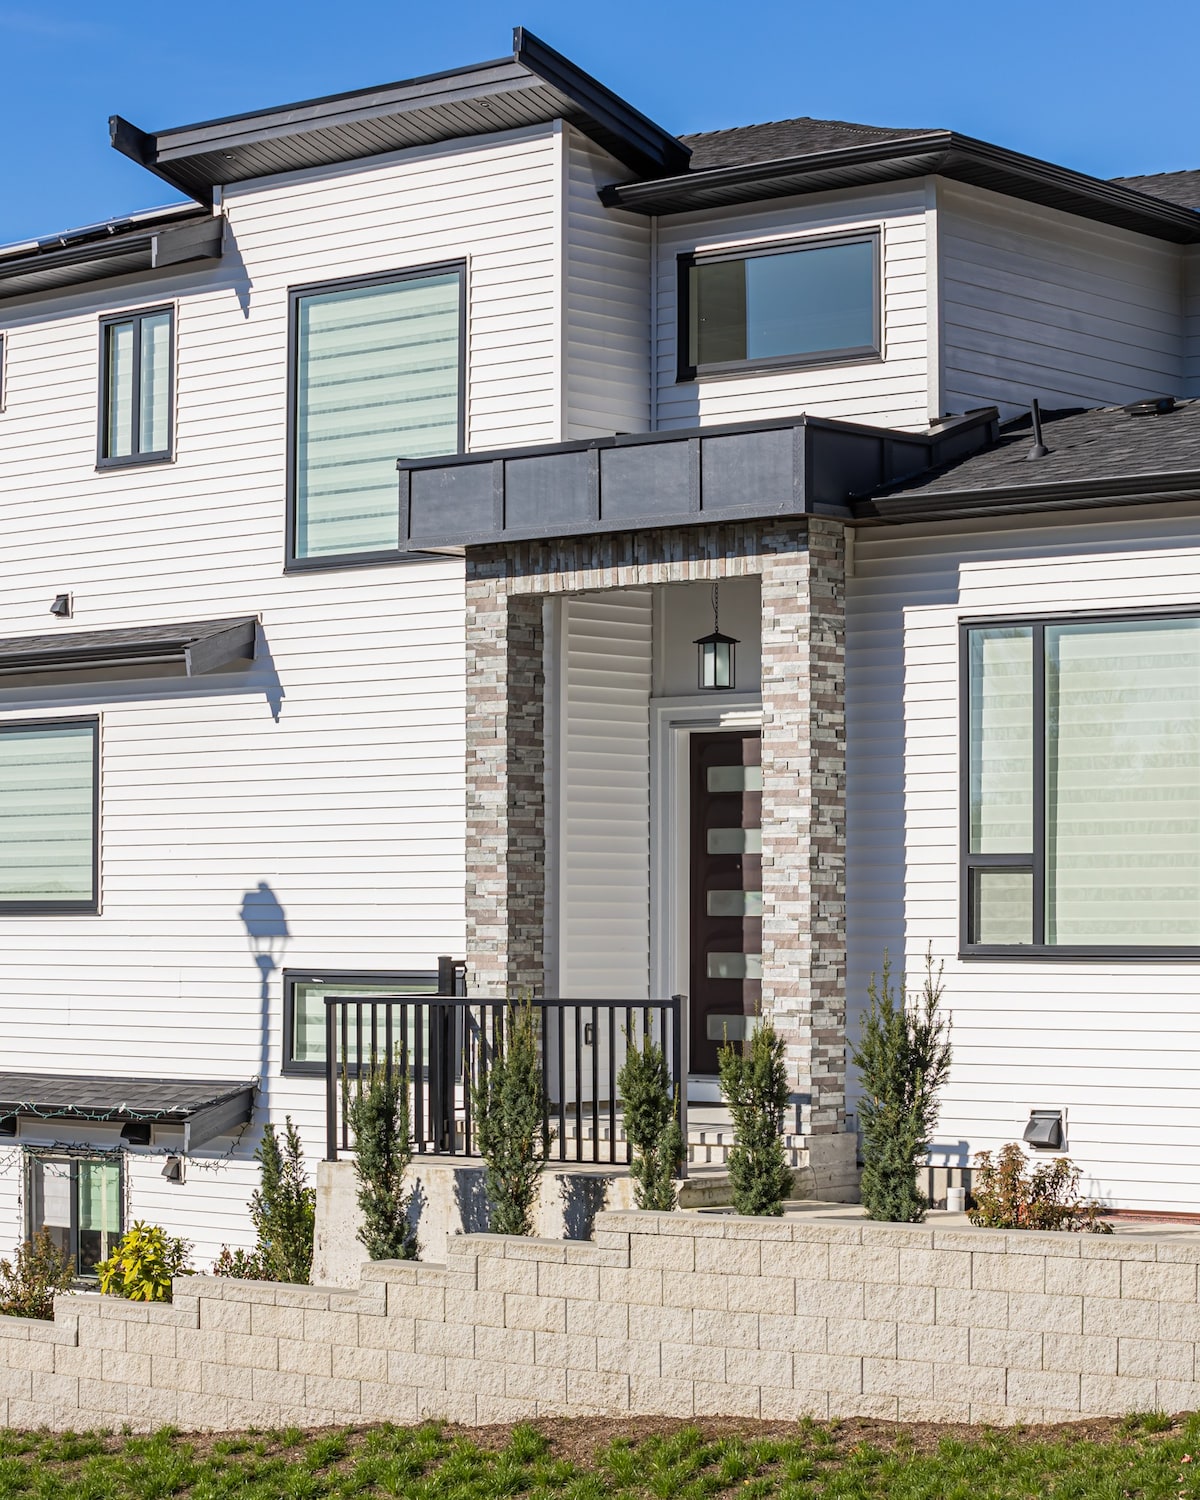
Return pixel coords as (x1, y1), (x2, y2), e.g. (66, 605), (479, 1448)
(99, 306), (174, 466)
(964, 612), (1200, 955)
(680, 233), (880, 380)
(0, 718), (98, 913)
(288, 264), (465, 566)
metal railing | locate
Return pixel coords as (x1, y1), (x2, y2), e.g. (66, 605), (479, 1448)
(324, 981), (687, 1173)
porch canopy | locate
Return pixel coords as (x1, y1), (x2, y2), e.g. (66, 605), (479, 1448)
(0, 617), (257, 680)
(396, 409), (996, 552)
(0, 1073), (255, 1152)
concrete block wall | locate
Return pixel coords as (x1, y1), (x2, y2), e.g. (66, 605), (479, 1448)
(4, 1211), (1200, 1430)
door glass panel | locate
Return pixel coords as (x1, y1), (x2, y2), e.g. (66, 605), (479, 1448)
(706, 952), (763, 980)
(706, 889), (763, 917)
(78, 1161), (121, 1276)
(706, 766), (764, 793)
(707, 827), (762, 854)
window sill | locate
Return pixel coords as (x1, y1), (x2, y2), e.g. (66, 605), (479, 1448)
(96, 453), (174, 471)
(284, 550), (440, 574)
(960, 945), (1200, 961)
(0, 903), (99, 916)
(678, 348), (883, 384)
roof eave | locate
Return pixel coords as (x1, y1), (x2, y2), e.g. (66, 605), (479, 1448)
(853, 469), (1200, 525)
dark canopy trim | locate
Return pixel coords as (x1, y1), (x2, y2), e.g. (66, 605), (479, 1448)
(602, 131), (1200, 244)
(0, 1075), (255, 1152)
(0, 617), (257, 680)
(0, 212), (223, 304)
(110, 28), (687, 207)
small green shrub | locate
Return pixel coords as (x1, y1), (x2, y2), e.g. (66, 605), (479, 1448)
(718, 1021), (793, 1217)
(851, 948), (952, 1223)
(617, 1028), (683, 1211)
(215, 1118), (315, 1282)
(0, 1229), (75, 1319)
(210, 1246), (269, 1280)
(968, 1142), (1113, 1233)
(346, 1056), (420, 1260)
(97, 1222), (193, 1302)
(471, 999), (549, 1235)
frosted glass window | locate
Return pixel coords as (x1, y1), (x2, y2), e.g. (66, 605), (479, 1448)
(1046, 619), (1200, 945)
(0, 721), (96, 908)
(706, 952), (763, 980)
(706, 889), (763, 917)
(101, 307), (172, 462)
(293, 270), (462, 559)
(969, 627), (1033, 854)
(707, 766), (763, 793)
(687, 236), (878, 372)
(707, 828), (763, 855)
(289, 974), (443, 1067)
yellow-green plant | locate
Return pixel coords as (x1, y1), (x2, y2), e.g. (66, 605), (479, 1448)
(97, 1222), (193, 1302)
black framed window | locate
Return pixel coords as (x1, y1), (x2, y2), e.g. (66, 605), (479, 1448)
(287, 263), (465, 568)
(283, 969), (446, 1074)
(27, 1153), (122, 1279)
(98, 305), (174, 465)
(964, 610), (1200, 955)
(0, 718), (98, 913)
(679, 232), (880, 380)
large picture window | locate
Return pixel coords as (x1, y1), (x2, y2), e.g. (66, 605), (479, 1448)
(27, 1154), (122, 1279)
(679, 233), (879, 379)
(289, 264), (464, 565)
(0, 719), (98, 913)
(964, 612), (1200, 953)
(99, 306), (173, 465)
(282, 969), (449, 1073)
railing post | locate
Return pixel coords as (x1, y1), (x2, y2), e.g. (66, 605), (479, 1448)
(325, 998), (338, 1162)
(672, 993), (688, 1180)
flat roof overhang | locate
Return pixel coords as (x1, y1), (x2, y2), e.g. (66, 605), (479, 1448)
(396, 410), (998, 553)
(0, 211), (223, 305)
(0, 1074), (255, 1152)
(601, 132), (1200, 244)
(0, 617), (257, 680)
(110, 28), (688, 208)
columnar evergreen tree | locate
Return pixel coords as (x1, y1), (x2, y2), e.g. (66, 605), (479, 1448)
(617, 1028), (682, 1211)
(718, 1022), (794, 1216)
(471, 1000), (549, 1235)
(250, 1118), (316, 1282)
(851, 948), (952, 1223)
(346, 1056), (420, 1260)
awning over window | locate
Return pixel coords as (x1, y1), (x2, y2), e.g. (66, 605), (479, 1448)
(0, 1074), (256, 1152)
(0, 617), (256, 680)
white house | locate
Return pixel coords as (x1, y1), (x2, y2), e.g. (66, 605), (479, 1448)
(1, 29), (1199, 1273)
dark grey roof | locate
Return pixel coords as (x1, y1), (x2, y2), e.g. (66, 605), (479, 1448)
(0, 1074), (255, 1151)
(857, 400), (1200, 522)
(1112, 170), (1200, 211)
(0, 617), (256, 679)
(604, 127), (1200, 243)
(111, 28), (688, 207)
(0, 208), (222, 305)
(681, 116), (932, 170)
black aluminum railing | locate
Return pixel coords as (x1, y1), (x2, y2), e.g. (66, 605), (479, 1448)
(324, 980), (687, 1173)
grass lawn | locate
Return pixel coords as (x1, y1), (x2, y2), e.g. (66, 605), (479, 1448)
(1, 1411), (1200, 1498)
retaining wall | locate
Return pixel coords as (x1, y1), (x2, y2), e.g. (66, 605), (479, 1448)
(3, 1210), (1200, 1430)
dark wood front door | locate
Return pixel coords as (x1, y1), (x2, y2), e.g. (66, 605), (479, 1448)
(689, 730), (763, 1075)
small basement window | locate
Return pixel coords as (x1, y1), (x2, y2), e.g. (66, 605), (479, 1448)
(680, 232), (880, 379)
(27, 1153), (122, 1279)
(282, 969), (449, 1074)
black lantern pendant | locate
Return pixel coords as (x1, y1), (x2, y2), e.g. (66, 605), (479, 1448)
(695, 582), (738, 691)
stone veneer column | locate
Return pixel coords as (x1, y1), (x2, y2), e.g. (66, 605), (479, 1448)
(464, 550), (545, 998)
(760, 516), (847, 1139)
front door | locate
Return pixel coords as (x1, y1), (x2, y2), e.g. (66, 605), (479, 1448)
(689, 730), (762, 1074)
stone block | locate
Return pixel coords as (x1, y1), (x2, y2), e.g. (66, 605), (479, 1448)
(537, 1261), (600, 1301)
(827, 1244), (900, 1284)
(357, 1315), (416, 1353)
(828, 1392), (898, 1420)
(1122, 1261), (1197, 1303)
(149, 1354), (205, 1395)
(796, 1279), (863, 1321)
(1118, 1337), (1193, 1380)
(359, 1380), (419, 1422)
(1007, 1292), (1082, 1335)
(475, 1323), (534, 1365)
(599, 1267), (662, 1307)
(1044, 1256), (1120, 1299)
(726, 1275), (794, 1316)
(504, 1361), (565, 1403)
(631, 1234), (696, 1273)
(76, 1313), (126, 1351)
(568, 1297), (628, 1339)
(388, 1350), (447, 1389)
(478, 1394), (538, 1424)
(662, 1343), (725, 1382)
(692, 1308), (759, 1350)
(1154, 1380), (1200, 1413)
(865, 1282), (934, 1326)
(200, 1298), (251, 1334)
(302, 1309), (359, 1345)
(418, 1386), (477, 1423)
(254, 1368), (305, 1407)
(968, 1327), (1042, 1370)
(631, 1375), (694, 1416)
(826, 1318), (897, 1359)
(413, 1319), (475, 1359)
(505, 1293), (565, 1333)
(387, 1282), (446, 1321)
(758, 1313), (826, 1353)
(534, 1331), (597, 1371)
(1079, 1372), (1159, 1413)
(566, 1367), (629, 1412)
(727, 1346), (791, 1390)
(934, 1286), (1008, 1330)
(1005, 1368), (1081, 1412)
(278, 1336), (332, 1376)
(862, 1357), (934, 1400)
(897, 1398), (972, 1423)
(860, 1225), (934, 1251)
(933, 1362), (1004, 1404)
(896, 1322), (968, 1366)
(1083, 1297), (1160, 1339)
(596, 1336), (659, 1377)
(305, 1374), (360, 1413)
(1042, 1332), (1117, 1376)
(663, 1268), (727, 1311)
(972, 1252), (1045, 1294)
(125, 1322), (175, 1357)
(692, 1379), (760, 1417)
(100, 1349), (151, 1386)
(332, 1342), (389, 1383)
(176, 1326), (225, 1364)
(760, 1241), (829, 1280)
(629, 1303), (691, 1346)
(250, 1302), (301, 1339)
(898, 1248), (971, 1289)
(1159, 1301), (1200, 1341)
(794, 1351), (863, 1394)
(53, 1344), (103, 1381)
(223, 1334), (279, 1371)
(694, 1238), (757, 1277)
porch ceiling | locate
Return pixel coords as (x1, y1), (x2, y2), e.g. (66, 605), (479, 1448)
(396, 410), (997, 553)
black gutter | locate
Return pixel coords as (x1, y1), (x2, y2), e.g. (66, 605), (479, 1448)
(602, 131), (1200, 244)
(854, 469), (1200, 525)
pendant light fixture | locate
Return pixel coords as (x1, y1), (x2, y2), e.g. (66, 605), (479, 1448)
(695, 581), (738, 691)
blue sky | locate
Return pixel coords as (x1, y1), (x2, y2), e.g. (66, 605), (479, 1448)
(2, 0), (1198, 245)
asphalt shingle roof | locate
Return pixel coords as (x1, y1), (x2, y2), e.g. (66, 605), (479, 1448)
(875, 401), (1200, 504)
(1111, 170), (1200, 210)
(680, 116), (932, 169)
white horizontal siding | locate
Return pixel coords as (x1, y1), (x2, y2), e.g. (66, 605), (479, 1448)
(939, 180), (1185, 419)
(559, 591), (652, 1001)
(846, 501), (1200, 1210)
(655, 183), (932, 433)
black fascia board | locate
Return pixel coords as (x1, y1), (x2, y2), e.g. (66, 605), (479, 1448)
(602, 130), (1200, 244)
(854, 468), (1200, 525)
(0, 212), (223, 304)
(109, 30), (686, 206)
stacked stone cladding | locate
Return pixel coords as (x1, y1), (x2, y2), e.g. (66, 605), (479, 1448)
(3, 1212), (1200, 1431)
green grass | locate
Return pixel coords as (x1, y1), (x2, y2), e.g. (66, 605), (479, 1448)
(0, 1413), (1199, 1499)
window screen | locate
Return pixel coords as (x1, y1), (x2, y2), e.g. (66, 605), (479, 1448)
(0, 720), (97, 910)
(291, 268), (463, 561)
